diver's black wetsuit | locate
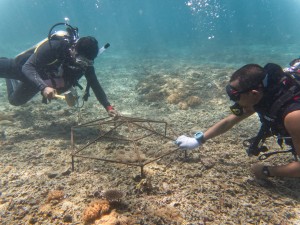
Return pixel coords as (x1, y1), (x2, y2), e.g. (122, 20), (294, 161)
(0, 39), (111, 108)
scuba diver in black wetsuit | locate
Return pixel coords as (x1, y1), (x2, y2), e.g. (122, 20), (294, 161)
(175, 61), (300, 179)
(0, 22), (119, 117)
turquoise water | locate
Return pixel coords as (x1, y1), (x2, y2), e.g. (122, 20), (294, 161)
(1, 0), (300, 66)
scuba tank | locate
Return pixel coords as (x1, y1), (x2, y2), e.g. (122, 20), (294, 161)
(16, 17), (109, 64)
(47, 17), (79, 48)
(15, 17), (79, 64)
(47, 18), (110, 55)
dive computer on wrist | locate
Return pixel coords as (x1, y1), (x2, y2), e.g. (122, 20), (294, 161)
(194, 131), (205, 144)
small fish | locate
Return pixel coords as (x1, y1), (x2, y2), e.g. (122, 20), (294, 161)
(0, 113), (14, 122)
(0, 120), (14, 126)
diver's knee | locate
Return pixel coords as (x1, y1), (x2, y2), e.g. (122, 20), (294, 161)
(8, 98), (26, 106)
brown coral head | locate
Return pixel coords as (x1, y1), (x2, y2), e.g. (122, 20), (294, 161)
(82, 199), (110, 224)
(186, 95), (201, 107)
(166, 93), (181, 104)
(178, 102), (189, 110)
(102, 189), (125, 202)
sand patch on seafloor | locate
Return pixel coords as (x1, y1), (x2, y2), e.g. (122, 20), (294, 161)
(0, 60), (300, 224)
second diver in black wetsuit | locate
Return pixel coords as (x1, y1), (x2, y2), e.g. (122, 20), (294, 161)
(0, 29), (119, 117)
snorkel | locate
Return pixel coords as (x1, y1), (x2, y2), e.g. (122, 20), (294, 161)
(99, 43), (110, 54)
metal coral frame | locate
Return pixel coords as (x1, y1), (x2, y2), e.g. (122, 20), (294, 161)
(71, 116), (180, 176)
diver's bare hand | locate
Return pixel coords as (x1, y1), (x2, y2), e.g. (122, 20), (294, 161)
(108, 109), (120, 118)
(106, 106), (120, 118)
(42, 87), (57, 100)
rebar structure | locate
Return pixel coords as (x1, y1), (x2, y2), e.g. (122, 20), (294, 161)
(71, 116), (180, 176)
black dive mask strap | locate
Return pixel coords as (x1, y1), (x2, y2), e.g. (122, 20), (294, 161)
(48, 22), (79, 49)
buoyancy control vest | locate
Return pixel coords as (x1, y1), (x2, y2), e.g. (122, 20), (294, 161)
(245, 63), (300, 158)
(257, 63), (300, 136)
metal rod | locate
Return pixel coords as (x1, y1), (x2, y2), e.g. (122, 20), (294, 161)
(72, 155), (74, 171)
(74, 154), (141, 167)
(130, 121), (174, 141)
(73, 121), (125, 155)
(141, 166), (144, 177)
(70, 116), (180, 175)
(143, 148), (181, 166)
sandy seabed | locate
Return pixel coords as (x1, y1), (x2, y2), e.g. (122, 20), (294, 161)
(0, 57), (300, 225)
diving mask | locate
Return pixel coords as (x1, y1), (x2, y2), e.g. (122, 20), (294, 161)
(226, 83), (263, 103)
(226, 84), (251, 102)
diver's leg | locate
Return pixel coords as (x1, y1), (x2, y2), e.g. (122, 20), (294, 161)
(0, 57), (19, 79)
(6, 79), (21, 96)
(6, 80), (39, 106)
(1, 57), (39, 105)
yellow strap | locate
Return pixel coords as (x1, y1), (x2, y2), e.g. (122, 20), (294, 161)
(46, 59), (58, 65)
(34, 38), (48, 53)
(34, 39), (58, 65)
